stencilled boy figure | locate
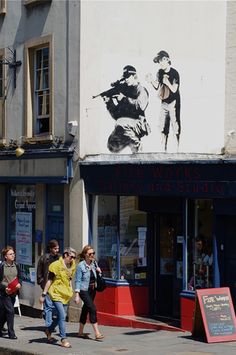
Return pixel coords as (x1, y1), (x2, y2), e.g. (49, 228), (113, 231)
(147, 50), (181, 151)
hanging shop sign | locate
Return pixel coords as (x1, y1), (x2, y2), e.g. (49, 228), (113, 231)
(80, 163), (236, 198)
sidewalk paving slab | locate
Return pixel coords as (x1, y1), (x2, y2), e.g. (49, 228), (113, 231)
(1, 315), (236, 355)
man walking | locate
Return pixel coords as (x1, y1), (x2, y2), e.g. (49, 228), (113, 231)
(0, 246), (21, 339)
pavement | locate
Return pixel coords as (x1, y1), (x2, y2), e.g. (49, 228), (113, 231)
(1, 314), (236, 355)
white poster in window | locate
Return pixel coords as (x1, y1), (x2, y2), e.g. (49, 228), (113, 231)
(16, 212), (32, 265)
(176, 261), (183, 279)
(160, 258), (174, 275)
(138, 227), (147, 258)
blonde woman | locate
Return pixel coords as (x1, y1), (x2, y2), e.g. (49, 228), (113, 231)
(75, 245), (104, 340)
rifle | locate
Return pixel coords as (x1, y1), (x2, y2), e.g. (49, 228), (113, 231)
(92, 79), (128, 99)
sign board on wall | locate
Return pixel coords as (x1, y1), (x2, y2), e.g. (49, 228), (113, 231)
(16, 212), (32, 266)
(192, 287), (236, 343)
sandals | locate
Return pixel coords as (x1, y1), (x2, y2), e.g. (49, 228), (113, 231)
(61, 339), (71, 348)
(77, 333), (90, 339)
(45, 329), (56, 343)
(95, 333), (104, 341)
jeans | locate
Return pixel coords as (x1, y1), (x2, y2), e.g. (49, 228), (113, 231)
(49, 301), (68, 340)
(44, 294), (57, 330)
(0, 294), (16, 337)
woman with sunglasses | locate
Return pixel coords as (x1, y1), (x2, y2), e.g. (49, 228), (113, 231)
(75, 245), (104, 340)
(39, 247), (76, 348)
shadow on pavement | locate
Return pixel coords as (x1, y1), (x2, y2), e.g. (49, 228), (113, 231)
(122, 330), (157, 335)
(180, 334), (206, 343)
(28, 337), (63, 348)
(28, 337), (51, 344)
(20, 326), (45, 332)
(67, 331), (92, 338)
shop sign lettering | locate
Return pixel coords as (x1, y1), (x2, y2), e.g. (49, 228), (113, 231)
(97, 180), (225, 196)
(10, 189), (35, 197)
(14, 199), (36, 211)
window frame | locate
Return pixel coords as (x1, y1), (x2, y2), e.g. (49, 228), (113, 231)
(0, 47), (6, 143)
(0, 0), (6, 15)
(24, 0), (51, 7)
(94, 195), (147, 284)
(34, 46), (50, 135)
(24, 35), (54, 142)
(185, 198), (214, 292)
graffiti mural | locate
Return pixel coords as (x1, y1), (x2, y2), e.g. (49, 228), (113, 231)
(93, 65), (150, 153)
(146, 51), (181, 152)
(81, 1), (225, 155)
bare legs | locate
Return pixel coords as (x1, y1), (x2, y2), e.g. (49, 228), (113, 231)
(78, 322), (103, 339)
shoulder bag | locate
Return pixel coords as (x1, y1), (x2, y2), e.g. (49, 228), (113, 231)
(94, 261), (107, 292)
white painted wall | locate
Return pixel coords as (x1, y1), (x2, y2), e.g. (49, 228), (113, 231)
(80, 0), (226, 155)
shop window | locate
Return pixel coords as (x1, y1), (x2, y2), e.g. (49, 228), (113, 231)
(187, 199), (213, 291)
(120, 196), (147, 281)
(47, 185), (64, 214)
(96, 196), (118, 279)
(96, 195), (147, 282)
(46, 185), (64, 251)
(24, 35), (53, 141)
(8, 185), (36, 284)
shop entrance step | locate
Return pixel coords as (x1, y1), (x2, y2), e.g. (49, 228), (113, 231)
(97, 312), (185, 332)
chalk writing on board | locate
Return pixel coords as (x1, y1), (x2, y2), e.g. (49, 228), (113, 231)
(201, 293), (235, 337)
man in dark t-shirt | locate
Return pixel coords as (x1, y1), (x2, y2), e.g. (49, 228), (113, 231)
(147, 50), (181, 151)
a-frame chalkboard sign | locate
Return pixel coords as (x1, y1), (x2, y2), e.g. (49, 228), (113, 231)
(192, 287), (236, 343)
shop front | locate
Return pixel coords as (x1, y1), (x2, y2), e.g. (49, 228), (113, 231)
(0, 155), (72, 309)
(80, 158), (236, 329)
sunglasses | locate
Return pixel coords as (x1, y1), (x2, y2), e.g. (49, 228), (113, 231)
(69, 255), (76, 259)
(88, 252), (95, 256)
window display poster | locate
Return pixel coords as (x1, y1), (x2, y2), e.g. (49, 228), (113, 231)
(160, 258), (174, 275)
(16, 212), (32, 265)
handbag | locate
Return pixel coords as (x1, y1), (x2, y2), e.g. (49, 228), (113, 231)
(96, 271), (107, 292)
(94, 261), (106, 292)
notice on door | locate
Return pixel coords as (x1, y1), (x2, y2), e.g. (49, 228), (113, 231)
(192, 287), (236, 343)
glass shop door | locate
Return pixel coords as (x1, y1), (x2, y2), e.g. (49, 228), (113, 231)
(152, 213), (183, 319)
